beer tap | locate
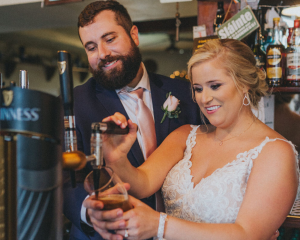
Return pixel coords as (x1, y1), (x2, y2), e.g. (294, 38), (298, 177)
(19, 70), (29, 89)
(58, 51), (129, 187)
(0, 73), (4, 89)
(58, 50), (85, 187)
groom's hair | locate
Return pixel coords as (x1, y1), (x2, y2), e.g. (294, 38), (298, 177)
(78, 1), (133, 36)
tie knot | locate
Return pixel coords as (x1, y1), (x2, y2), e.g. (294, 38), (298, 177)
(130, 87), (144, 100)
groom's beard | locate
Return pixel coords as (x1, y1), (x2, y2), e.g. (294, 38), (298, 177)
(90, 43), (142, 90)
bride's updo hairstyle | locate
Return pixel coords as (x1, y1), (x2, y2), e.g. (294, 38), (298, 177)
(187, 39), (268, 109)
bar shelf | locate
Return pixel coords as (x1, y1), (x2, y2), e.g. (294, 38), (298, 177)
(269, 87), (300, 94)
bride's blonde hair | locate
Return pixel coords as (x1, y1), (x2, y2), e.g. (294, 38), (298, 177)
(187, 39), (268, 109)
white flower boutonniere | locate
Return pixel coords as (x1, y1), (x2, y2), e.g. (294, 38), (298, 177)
(160, 92), (181, 123)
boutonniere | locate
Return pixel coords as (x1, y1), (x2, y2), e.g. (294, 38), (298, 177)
(160, 92), (181, 123)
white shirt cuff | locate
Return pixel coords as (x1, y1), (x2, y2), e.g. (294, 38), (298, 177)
(80, 195), (93, 227)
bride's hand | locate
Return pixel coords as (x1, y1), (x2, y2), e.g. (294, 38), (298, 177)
(95, 195), (160, 240)
(102, 113), (137, 165)
(114, 195), (160, 240)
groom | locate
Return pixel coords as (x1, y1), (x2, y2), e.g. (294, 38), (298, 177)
(63, 1), (201, 239)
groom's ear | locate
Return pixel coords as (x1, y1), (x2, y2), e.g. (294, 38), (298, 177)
(130, 25), (139, 46)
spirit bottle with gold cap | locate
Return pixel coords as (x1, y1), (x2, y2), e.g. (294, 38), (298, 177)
(266, 17), (285, 87)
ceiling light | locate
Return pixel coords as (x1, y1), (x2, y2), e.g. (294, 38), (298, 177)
(282, 6), (300, 17)
(160, 0), (192, 3)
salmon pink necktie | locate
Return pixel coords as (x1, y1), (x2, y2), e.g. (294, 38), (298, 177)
(122, 88), (165, 212)
(128, 88), (157, 158)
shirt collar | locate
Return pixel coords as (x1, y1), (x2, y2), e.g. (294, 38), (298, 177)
(116, 62), (150, 94)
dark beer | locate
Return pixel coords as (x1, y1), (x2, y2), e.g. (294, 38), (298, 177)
(94, 194), (131, 211)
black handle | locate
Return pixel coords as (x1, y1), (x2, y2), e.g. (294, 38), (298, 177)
(92, 121), (130, 134)
(58, 50), (74, 116)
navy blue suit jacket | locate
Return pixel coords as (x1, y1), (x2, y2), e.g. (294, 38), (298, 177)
(63, 72), (201, 240)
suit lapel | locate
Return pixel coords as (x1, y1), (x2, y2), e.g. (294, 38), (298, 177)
(95, 84), (144, 166)
(95, 85), (128, 118)
(149, 74), (170, 146)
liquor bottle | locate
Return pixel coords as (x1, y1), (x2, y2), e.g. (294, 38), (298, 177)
(213, 1), (225, 35)
(266, 18), (286, 87)
(253, 28), (266, 71)
(285, 19), (300, 87)
(287, 27), (294, 48)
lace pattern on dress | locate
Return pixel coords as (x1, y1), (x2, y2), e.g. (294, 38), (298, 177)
(162, 125), (299, 224)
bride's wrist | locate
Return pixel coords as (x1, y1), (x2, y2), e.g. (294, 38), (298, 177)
(155, 212), (168, 240)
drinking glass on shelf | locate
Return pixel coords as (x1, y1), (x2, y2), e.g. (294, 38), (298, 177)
(84, 166), (131, 211)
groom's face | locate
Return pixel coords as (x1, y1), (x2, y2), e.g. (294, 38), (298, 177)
(79, 10), (142, 90)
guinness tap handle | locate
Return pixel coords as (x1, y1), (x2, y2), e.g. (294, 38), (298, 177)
(58, 50), (74, 116)
(58, 50), (77, 188)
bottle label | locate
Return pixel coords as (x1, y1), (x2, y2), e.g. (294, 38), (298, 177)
(267, 48), (282, 65)
(286, 52), (300, 81)
(267, 67), (282, 79)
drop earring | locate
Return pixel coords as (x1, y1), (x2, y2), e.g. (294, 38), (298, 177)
(243, 94), (250, 106)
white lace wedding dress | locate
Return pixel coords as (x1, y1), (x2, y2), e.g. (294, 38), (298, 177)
(162, 125), (299, 224)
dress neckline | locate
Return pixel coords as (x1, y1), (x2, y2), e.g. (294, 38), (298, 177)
(186, 127), (294, 189)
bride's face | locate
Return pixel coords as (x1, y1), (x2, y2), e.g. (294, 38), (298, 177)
(192, 58), (246, 129)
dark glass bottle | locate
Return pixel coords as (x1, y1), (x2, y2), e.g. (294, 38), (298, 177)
(253, 28), (266, 71)
(287, 27), (294, 48)
(285, 19), (300, 87)
(266, 17), (286, 87)
(213, 1), (225, 35)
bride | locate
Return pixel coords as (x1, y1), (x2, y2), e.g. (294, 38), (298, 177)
(84, 39), (299, 240)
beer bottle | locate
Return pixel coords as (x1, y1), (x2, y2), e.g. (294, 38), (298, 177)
(285, 19), (300, 87)
(253, 27), (266, 71)
(213, 1), (225, 35)
(266, 17), (286, 87)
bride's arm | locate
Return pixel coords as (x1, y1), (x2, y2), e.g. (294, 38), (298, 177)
(102, 113), (190, 199)
(105, 139), (297, 240)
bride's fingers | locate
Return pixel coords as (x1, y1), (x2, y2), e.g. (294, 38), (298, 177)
(115, 229), (132, 239)
(103, 113), (128, 128)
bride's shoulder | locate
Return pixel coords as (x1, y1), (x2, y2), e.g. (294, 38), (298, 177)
(172, 124), (212, 134)
(171, 124), (195, 136)
(254, 128), (297, 163)
(168, 124), (200, 140)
